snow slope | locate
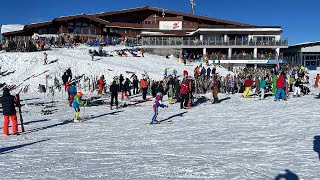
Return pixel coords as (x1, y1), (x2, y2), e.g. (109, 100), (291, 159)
(0, 46), (319, 179)
(0, 45), (230, 94)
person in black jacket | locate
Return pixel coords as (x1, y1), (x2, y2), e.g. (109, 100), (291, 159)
(1, 88), (18, 135)
(62, 72), (69, 91)
(110, 81), (119, 110)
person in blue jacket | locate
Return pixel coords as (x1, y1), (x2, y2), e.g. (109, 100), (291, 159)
(151, 92), (167, 124)
(69, 81), (77, 106)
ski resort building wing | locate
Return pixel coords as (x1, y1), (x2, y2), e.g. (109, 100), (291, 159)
(1, 6), (288, 67)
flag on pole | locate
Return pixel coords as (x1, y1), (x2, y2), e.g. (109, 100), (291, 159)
(275, 50), (280, 70)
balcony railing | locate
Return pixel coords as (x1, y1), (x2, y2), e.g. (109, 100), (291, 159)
(127, 37), (288, 47)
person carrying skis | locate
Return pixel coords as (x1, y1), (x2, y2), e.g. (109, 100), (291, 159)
(72, 92), (87, 122)
(110, 81), (119, 110)
(151, 92), (167, 124)
(98, 75), (106, 95)
(0, 88), (19, 135)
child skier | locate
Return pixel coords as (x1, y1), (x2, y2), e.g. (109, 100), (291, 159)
(72, 92), (87, 122)
(151, 92), (167, 124)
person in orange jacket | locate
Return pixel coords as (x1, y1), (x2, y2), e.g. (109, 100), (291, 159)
(140, 78), (148, 100)
(98, 75), (106, 95)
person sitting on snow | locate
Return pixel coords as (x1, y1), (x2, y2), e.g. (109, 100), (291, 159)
(151, 92), (167, 124)
(72, 92), (87, 122)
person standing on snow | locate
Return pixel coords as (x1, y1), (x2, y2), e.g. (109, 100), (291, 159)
(180, 78), (190, 109)
(314, 74), (320, 96)
(140, 78), (148, 101)
(69, 82), (77, 106)
(98, 75), (106, 95)
(0, 88), (18, 135)
(151, 92), (167, 124)
(293, 77), (303, 97)
(274, 72), (286, 101)
(72, 92), (86, 122)
(243, 76), (254, 98)
(259, 77), (267, 100)
(43, 52), (48, 65)
(110, 81), (119, 110)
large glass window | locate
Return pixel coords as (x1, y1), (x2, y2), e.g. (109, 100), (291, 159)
(68, 22), (74, 33)
(90, 25), (95, 35)
(75, 22), (82, 34)
(82, 23), (88, 34)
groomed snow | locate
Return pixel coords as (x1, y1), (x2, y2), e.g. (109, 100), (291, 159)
(0, 46), (319, 179)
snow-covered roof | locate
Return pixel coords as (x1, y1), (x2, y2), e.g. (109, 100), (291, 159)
(290, 41), (320, 47)
(1, 24), (25, 34)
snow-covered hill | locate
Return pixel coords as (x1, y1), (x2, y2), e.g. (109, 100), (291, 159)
(0, 45), (230, 94)
(0, 46), (319, 179)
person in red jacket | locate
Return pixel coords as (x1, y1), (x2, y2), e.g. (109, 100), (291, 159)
(98, 75), (105, 95)
(180, 78), (190, 109)
(275, 72), (286, 101)
(315, 74), (320, 96)
(243, 76), (254, 97)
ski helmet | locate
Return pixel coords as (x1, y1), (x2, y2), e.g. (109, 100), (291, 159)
(156, 92), (163, 98)
(77, 92), (83, 97)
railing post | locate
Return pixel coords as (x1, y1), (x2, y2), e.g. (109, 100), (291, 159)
(188, 37), (190, 46)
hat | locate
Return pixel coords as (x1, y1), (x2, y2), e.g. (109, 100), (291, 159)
(77, 92), (83, 97)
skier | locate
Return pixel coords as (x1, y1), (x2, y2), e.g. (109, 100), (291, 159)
(164, 68), (168, 76)
(98, 75), (106, 95)
(274, 72), (286, 101)
(62, 72), (69, 90)
(180, 78), (190, 109)
(0, 88), (18, 135)
(151, 92), (167, 124)
(173, 69), (177, 76)
(259, 77), (267, 100)
(122, 78), (130, 100)
(132, 74), (139, 95)
(243, 76), (253, 98)
(66, 68), (72, 81)
(293, 77), (302, 97)
(69, 81), (77, 106)
(315, 74), (320, 96)
(140, 78), (148, 100)
(72, 92), (86, 122)
(110, 81), (119, 110)
(43, 52), (48, 65)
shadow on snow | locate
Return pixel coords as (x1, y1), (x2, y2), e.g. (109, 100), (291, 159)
(160, 111), (188, 123)
(0, 139), (50, 155)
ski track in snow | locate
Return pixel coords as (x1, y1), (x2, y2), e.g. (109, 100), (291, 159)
(0, 46), (319, 179)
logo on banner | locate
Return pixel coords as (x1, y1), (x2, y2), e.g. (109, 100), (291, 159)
(173, 22), (180, 29)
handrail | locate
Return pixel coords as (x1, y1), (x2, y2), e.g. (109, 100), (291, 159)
(128, 37), (288, 47)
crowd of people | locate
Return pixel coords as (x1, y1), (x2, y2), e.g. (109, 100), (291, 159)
(1, 34), (130, 52)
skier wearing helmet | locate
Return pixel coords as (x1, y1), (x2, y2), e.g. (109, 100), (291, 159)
(72, 92), (87, 122)
(151, 92), (167, 124)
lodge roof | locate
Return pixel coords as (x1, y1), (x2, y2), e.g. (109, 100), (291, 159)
(94, 6), (253, 27)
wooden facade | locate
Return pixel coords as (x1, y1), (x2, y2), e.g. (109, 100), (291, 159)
(3, 6), (281, 39)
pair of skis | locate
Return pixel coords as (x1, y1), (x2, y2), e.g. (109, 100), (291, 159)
(15, 93), (25, 133)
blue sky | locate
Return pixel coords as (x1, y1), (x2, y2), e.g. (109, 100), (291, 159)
(1, 0), (319, 45)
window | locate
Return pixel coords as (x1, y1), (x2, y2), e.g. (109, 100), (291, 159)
(83, 23), (88, 34)
(144, 21), (152, 24)
(90, 24), (95, 35)
(68, 22), (74, 33)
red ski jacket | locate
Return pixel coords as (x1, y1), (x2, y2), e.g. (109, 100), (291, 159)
(180, 81), (190, 94)
(276, 75), (285, 88)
